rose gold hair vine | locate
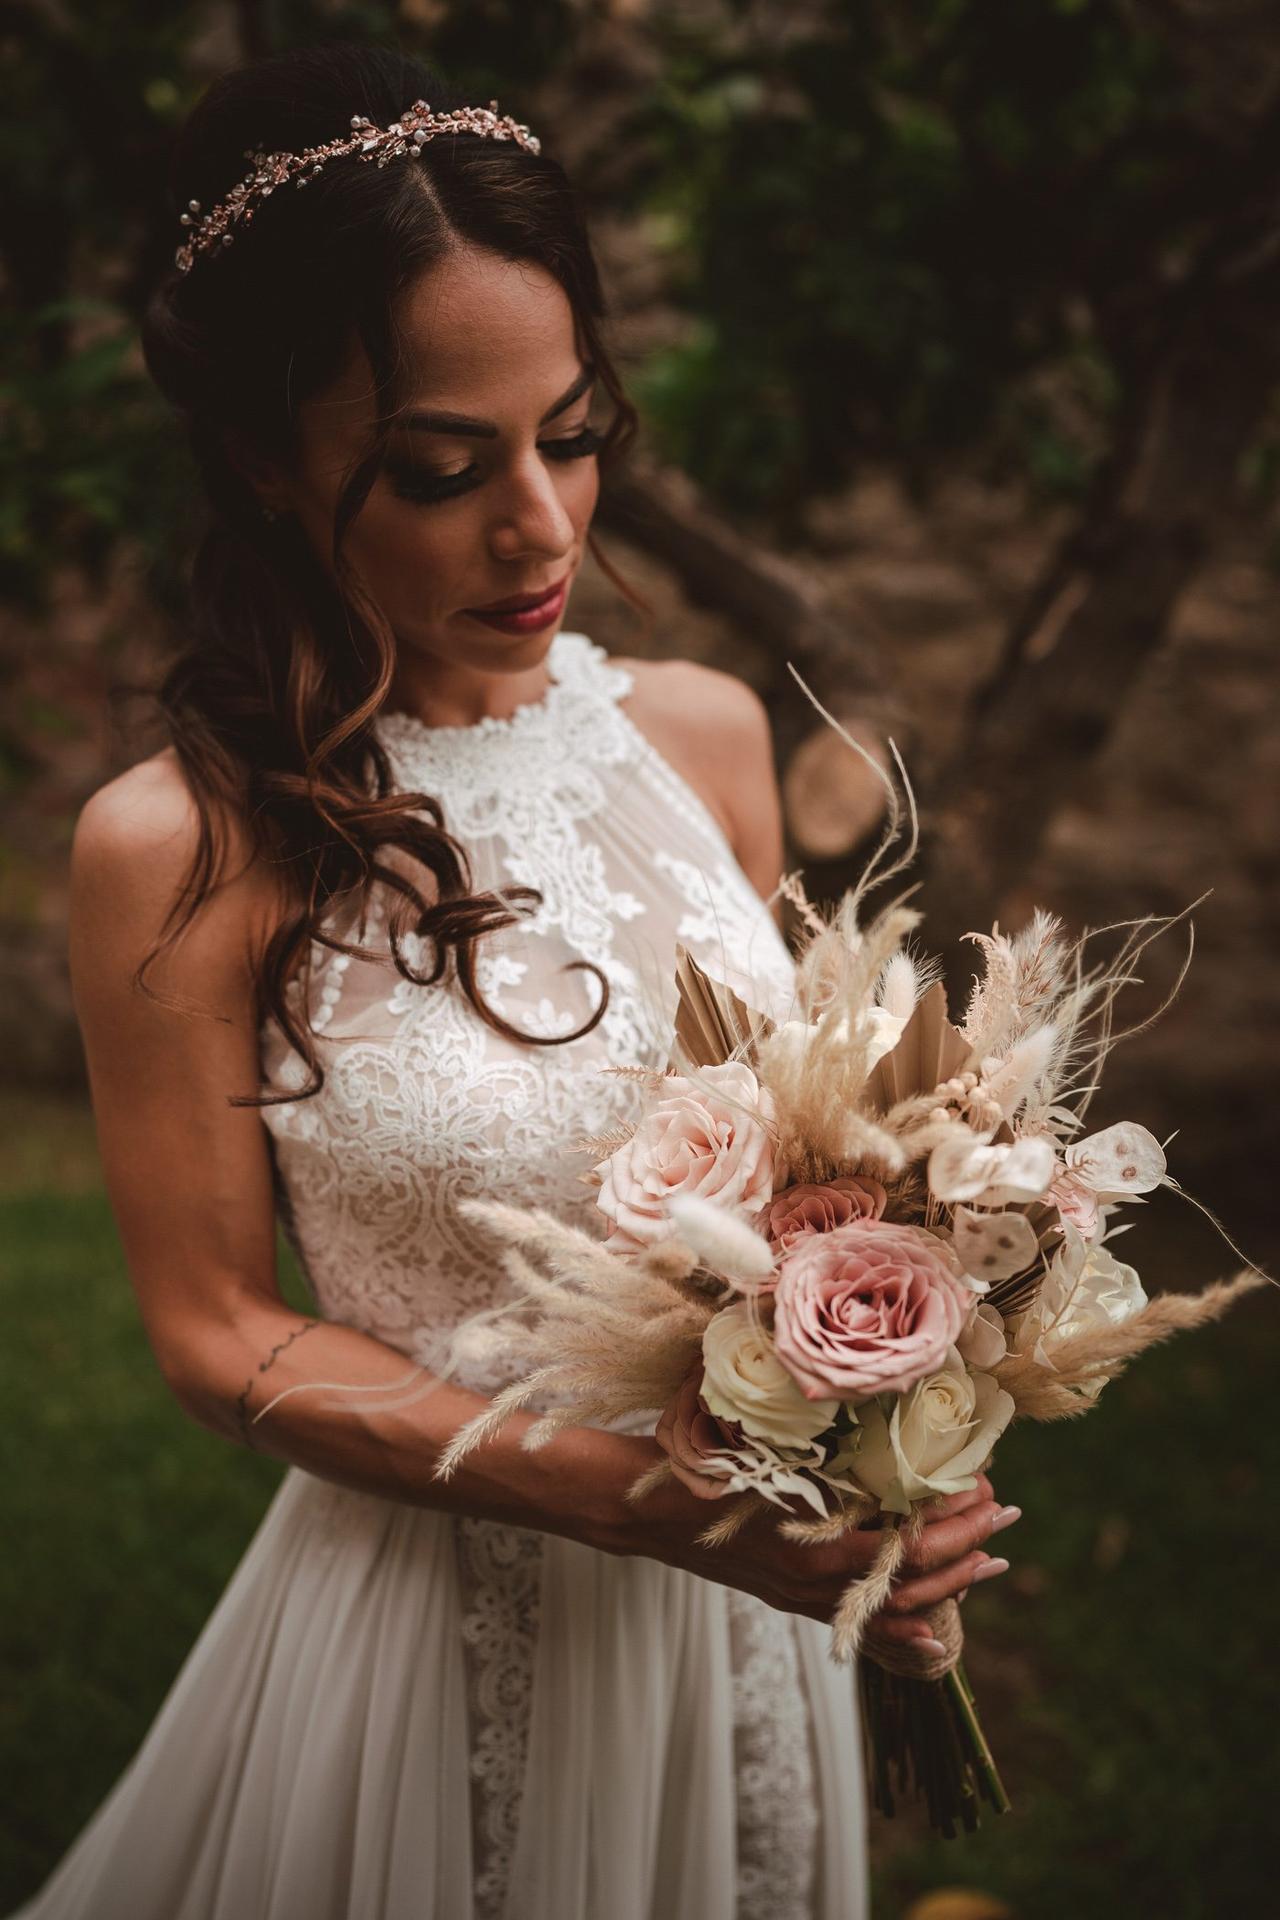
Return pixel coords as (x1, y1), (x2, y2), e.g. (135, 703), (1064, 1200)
(174, 98), (542, 273)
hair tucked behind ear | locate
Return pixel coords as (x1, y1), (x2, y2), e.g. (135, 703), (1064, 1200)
(138, 42), (638, 1103)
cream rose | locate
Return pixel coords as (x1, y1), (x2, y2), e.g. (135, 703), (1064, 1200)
(595, 1061), (776, 1249)
(700, 1301), (837, 1449)
(956, 1299), (1008, 1371)
(769, 1005), (909, 1079)
(836, 1347), (1014, 1515)
(1010, 1226), (1148, 1397)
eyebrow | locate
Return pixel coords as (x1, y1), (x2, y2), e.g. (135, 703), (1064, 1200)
(401, 363), (597, 439)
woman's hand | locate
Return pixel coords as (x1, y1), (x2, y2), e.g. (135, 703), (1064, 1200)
(619, 1454), (1017, 1652)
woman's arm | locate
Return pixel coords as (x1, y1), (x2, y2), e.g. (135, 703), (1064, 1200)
(69, 752), (644, 1548)
(69, 751), (1009, 1642)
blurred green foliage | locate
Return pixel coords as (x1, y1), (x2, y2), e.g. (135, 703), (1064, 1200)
(0, 301), (189, 602)
(634, 0), (1197, 511)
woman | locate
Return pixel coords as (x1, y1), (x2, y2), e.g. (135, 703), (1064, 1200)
(16, 42), (1018, 1920)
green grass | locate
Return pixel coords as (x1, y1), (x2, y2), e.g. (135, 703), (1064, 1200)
(0, 1174), (296, 1907)
(1, 1101), (1276, 1917)
(869, 1295), (1280, 1914)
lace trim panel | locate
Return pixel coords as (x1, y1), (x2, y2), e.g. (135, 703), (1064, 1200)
(726, 1589), (820, 1918)
(455, 1516), (545, 1920)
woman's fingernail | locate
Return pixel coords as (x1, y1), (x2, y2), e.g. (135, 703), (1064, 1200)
(973, 1556), (1010, 1582)
(918, 1636), (949, 1656)
(991, 1505), (1022, 1533)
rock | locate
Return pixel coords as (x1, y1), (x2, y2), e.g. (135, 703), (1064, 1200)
(903, 1891), (1016, 1920)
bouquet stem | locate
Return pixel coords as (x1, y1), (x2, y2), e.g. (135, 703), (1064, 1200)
(858, 1653), (1011, 1837)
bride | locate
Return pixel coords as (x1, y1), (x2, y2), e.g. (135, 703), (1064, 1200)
(16, 40), (1018, 1920)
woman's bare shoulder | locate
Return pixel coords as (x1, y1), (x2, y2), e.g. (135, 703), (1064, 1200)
(72, 748), (279, 963)
(75, 747), (203, 864)
(615, 654), (770, 745)
(613, 654), (777, 849)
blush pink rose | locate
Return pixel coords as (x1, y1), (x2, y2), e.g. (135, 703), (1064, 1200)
(596, 1061), (776, 1249)
(766, 1176), (887, 1255)
(773, 1219), (972, 1401)
(655, 1363), (744, 1500)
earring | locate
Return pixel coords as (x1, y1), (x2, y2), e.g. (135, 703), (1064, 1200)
(261, 502), (280, 525)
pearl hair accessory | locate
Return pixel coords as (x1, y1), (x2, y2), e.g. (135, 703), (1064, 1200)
(174, 98), (542, 273)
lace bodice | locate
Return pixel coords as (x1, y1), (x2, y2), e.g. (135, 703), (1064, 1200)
(258, 630), (799, 1391)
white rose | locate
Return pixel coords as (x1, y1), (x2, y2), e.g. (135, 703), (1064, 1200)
(834, 1347), (1014, 1515)
(700, 1301), (838, 1449)
(769, 1004), (909, 1079)
(850, 1005), (911, 1068)
(1010, 1226), (1148, 1398)
(956, 1300), (1008, 1371)
(596, 1061), (776, 1249)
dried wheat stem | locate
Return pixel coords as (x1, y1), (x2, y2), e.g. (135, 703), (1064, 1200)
(830, 1520), (906, 1663)
(779, 1497), (874, 1544)
(627, 1457), (675, 1503)
(999, 1269), (1268, 1420)
(697, 1492), (769, 1547)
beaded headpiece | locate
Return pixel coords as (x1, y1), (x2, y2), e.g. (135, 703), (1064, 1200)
(174, 98), (542, 274)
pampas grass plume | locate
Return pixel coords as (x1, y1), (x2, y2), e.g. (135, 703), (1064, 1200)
(666, 1195), (776, 1288)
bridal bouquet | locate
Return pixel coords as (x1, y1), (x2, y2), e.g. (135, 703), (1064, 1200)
(436, 759), (1263, 1835)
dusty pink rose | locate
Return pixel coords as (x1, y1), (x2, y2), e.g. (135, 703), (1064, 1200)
(766, 1176), (888, 1254)
(773, 1218), (972, 1401)
(596, 1061), (776, 1249)
(655, 1363), (743, 1500)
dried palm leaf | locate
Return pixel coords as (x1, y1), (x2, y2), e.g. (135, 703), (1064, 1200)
(670, 943), (774, 1071)
(863, 981), (972, 1114)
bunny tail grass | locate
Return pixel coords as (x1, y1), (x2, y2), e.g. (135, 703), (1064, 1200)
(831, 1521), (906, 1663)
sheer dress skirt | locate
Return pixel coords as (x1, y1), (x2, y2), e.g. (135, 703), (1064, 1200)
(13, 1469), (867, 1920)
(15, 632), (871, 1918)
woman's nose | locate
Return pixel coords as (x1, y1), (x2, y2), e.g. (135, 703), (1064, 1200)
(488, 453), (577, 562)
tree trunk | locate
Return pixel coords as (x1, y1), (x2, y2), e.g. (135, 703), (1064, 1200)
(914, 145), (1280, 968)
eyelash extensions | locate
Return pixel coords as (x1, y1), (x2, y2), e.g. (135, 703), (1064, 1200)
(386, 425), (607, 506)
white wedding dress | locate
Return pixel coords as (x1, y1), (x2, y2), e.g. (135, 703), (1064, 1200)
(14, 631), (868, 1920)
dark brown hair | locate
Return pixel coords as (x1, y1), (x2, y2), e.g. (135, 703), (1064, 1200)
(139, 42), (637, 1102)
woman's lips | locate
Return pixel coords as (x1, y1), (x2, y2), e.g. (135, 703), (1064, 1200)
(463, 578), (569, 634)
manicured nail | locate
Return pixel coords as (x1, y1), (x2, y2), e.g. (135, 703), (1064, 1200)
(991, 1505), (1022, 1534)
(917, 1636), (949, 1656)
(973, 1556), (1010, 1582)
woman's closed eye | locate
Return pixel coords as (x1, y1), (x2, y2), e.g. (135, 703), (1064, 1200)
(387, 424), (606, 506)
